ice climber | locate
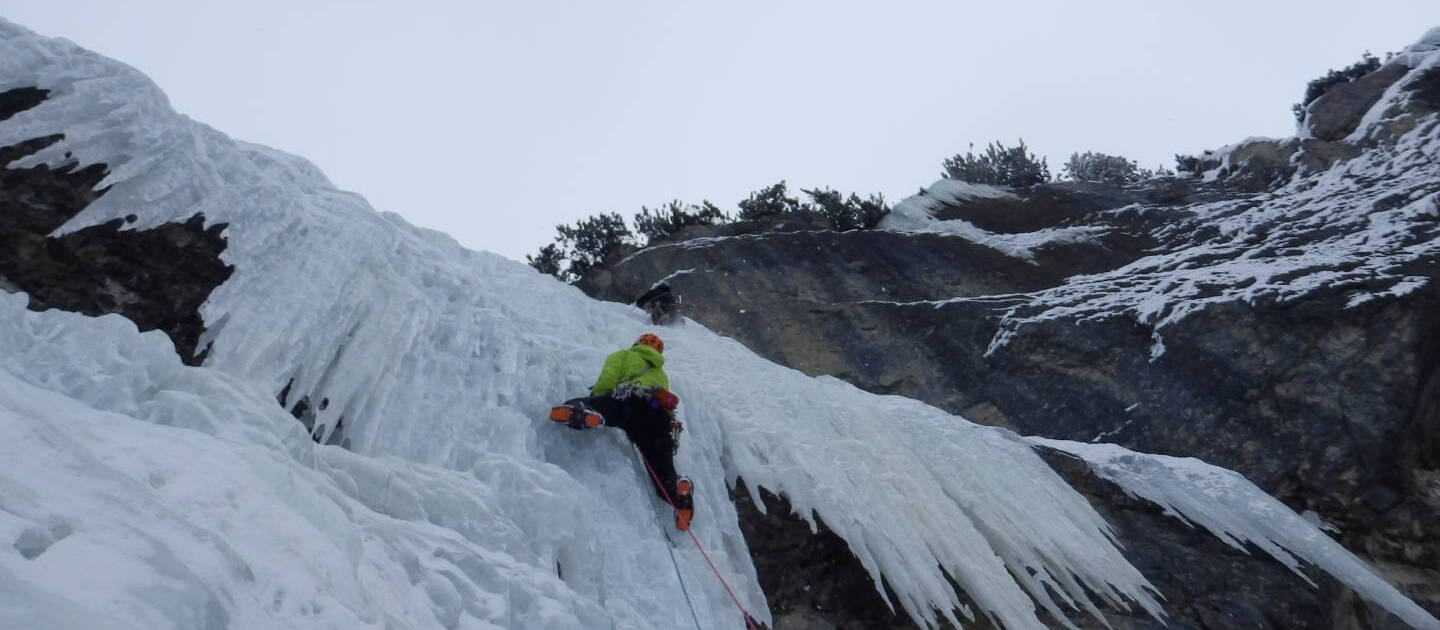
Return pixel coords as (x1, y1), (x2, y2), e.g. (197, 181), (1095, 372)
(634, 283), (680, 326)
(549, 333), (694, 531)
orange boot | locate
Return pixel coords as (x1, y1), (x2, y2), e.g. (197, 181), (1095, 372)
(673, 477), (694, 531)
(548, 404), (604, 430)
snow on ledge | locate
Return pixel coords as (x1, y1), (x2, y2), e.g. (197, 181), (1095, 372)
(880, 179), (1018, 231)
(880, 178), (1103, 263)
(1404, 26), (1440, 54)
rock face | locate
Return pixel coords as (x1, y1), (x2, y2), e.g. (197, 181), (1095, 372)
(1305, 63), (1412, 142)
(732, 481), (920, 630)
(0, 87), (232, 365)
(582, 54), (1440, 629)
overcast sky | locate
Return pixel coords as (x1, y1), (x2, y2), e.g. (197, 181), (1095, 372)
(4, 2), (1435, 261)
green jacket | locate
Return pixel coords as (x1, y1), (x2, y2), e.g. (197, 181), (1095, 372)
(591, 345), (669, 396)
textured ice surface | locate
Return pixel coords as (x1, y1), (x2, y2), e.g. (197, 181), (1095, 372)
(0, 294), (614, 630)
(1032, 438), (1440, 630)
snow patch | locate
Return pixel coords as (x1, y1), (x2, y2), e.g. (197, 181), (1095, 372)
(880, 179), (1017, 231)
(651, 267), (696, 288)
(1346, 276), (1430, 308)
(913, 220), (1107, 263)
(1404, 27), (1440, 54)
(880, 179), (1103, 262)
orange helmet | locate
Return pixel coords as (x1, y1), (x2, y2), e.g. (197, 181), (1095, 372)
(635, 333), (664, 354)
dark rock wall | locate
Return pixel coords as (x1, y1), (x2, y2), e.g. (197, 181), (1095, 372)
(1305, 64), (1411, 142)
(0, 86), (49, 122)
(732, 481), (923, 630)
(0, 87), (232, 365)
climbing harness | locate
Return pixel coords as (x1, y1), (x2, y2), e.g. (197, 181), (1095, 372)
(633, 444), (761, 630)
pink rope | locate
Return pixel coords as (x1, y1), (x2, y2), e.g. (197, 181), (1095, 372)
(634, 445), (761, 630)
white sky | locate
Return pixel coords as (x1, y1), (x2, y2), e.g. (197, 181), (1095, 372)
(3, 2), (1435, 261)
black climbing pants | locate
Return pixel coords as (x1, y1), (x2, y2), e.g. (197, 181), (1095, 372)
(571, 394), (678, 501)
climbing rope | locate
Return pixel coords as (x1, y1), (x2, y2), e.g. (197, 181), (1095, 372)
(633, 444), (761, 630)
(649, 499), (705, 630)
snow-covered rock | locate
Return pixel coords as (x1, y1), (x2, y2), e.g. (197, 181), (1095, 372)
(879, 180), (1108, 263)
